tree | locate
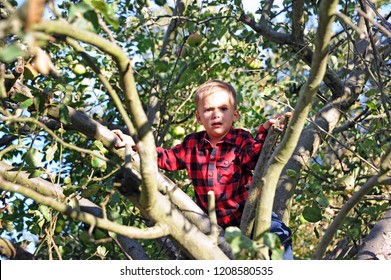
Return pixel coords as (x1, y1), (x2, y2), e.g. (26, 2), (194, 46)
(0, 0), (390, 260)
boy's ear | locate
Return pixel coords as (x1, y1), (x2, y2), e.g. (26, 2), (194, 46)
(233, 109), (239, 122)
(196, 111), (202, 124)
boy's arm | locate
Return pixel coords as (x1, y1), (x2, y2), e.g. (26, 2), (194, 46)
(261, 115), (285, 130)
(240, 115), (284, 169)
(156, 143), (186, 171)
(112, 129), (185, 171)
(256, 114), (285, 141)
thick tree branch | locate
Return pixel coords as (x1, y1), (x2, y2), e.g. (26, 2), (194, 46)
(44, 104), (229, 259)
(239, 12), (293, 45)
(274, 35), (375, 224)
(0, 161), (150, 260)
(240, 126), (281, 236)
(356, 209), (391, 260)
(33, 19), (158, 210)
(0, 176), (170, 240)
(291, 0), (305, 42)
(253, 0), (339, 242)
(0, 237), (34, 260)
(158, 0), (188, 59)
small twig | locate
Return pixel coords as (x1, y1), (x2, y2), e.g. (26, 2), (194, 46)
(207, 191), (219, 245)
(356, 8), (391, 39)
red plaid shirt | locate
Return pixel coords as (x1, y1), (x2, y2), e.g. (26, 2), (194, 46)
(157, 126), (268, 228)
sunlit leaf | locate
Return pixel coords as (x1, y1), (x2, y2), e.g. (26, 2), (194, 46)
(0, 45), (24, 63)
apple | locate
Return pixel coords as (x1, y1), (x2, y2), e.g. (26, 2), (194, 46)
(187, 33), (203, 48)
(246, 57), (261, 69)
(55, 224), (64, 233)
(173, 126), (185, 137)
(73, 63), (86, 75)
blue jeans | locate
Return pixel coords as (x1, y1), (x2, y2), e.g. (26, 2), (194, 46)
(270, 211), (293, 260)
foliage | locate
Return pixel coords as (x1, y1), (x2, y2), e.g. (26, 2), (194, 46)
(0, 0), (390, 260)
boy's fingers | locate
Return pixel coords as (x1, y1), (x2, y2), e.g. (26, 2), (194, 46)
(112, 130), (125, 148)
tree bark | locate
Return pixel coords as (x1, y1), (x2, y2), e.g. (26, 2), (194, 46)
(357, 209), (391, 260)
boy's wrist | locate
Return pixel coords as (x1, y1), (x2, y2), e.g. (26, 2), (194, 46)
(258, 124), (268, 133)
(255, 124), (268, 142)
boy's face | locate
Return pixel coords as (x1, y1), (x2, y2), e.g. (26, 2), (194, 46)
(195, 89), (239, 144)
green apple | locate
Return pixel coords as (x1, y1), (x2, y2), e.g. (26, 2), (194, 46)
(187, 33), (203, 47)
(173, 126), (185, 137)
(246, 57), (261, 69)
(55, 224), (64, 233)
(73, 63), (86, 75)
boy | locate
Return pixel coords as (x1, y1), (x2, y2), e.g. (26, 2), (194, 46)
(113, 80), (293, 259)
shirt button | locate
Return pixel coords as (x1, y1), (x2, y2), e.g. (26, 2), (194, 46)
(208, 172), (213, 177)
(210, 156), (214, 160)
(224, 160), (228, 165)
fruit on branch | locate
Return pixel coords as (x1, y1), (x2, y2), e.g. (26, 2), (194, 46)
(173, 126), (185, 137)
(187, 33), (203, 48)
(73, 63), (86, 75)
(246, 57), (261, 69)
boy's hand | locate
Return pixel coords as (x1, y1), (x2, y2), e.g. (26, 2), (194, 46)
(263, 112), (293, 130)
(112, 129), (135, 148)
(262, 115), (284, 130)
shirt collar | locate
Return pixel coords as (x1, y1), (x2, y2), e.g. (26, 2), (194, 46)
(199, 126), (237, 148)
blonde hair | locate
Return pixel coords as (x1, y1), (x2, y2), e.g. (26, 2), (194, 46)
(195, 80), (237, 109)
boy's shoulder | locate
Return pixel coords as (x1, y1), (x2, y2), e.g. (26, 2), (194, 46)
(232, 127), (254, 137)
(182, 130), (207, 142)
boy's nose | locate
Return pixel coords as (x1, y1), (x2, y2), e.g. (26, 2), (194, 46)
(212, 112), (221, 119)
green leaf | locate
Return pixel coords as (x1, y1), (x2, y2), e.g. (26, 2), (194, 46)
(24, 148), (43, 167)
(38, 204), (51, 222)
(68, 1), (99, 32)
(19, 98), (34, 109)
(10, 92), (29, 103)
(91, 154), (107, 171)
(316, 193), (329, 208)
(286, 169), (297, 178)
(59, 105), (71, 124)
(92, 140), (108, 155)
(224, 226), (254, 256)
(96, 245), (107, 258)
(81, 183), (101, 198)
(29, 169), (45, 178)
(263, 232), (280, 249)
(80, 230), (91, 243)
(2, 220), (15, 232)
(89, 0), (119, 29)
(302, 203), (322, 223)
(366, 101), (377, 110)
(45, 143), (58, 163)
(0, 45), (24, 63)
(364, 88), (378, 97)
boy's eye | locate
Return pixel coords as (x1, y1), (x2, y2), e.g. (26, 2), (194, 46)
(221, 107), (228, 111)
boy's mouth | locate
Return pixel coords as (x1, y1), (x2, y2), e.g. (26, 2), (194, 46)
(211, 122), (222, 127)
